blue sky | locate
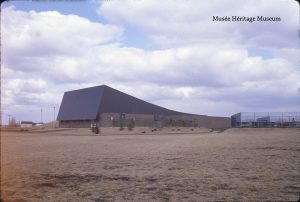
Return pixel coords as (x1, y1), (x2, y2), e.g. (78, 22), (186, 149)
(1, 0), (299, 124)
(2, 1), (100, 21)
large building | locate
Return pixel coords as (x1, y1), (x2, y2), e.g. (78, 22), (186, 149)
(57, 85), (231, 129)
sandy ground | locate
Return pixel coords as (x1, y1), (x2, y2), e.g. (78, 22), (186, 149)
(1, 127), (299, 201)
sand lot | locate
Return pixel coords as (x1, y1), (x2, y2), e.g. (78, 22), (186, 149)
(1, 127), (300, 201)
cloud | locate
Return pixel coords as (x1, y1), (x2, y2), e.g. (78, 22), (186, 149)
(2, 6), (123, 72)
(97, 0), (298, 48)
(1, 6), (123, 123)
(1, 4), (299, 124)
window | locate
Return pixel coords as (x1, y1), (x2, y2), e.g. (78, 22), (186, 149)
(119, 113), (126, 120)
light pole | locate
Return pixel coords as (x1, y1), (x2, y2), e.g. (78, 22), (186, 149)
(8, 114), (11, 126)
(53, 106), (56, 128)
(41, 108), (43, 124)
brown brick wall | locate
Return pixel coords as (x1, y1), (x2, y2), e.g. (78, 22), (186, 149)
(59, 120), (92, 128)
(99, 113), (231, 129)
(59, 113), (230, 129)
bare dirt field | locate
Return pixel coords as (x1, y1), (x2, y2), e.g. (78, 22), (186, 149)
(1, 127), (300, 201)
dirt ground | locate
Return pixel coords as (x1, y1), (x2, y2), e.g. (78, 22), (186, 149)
(1, 127), (299, 201)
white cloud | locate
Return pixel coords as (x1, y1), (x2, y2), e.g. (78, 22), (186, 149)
(1, 4), (299, 124)
(2, 6), (123, 71)
(97, 0), (298, 48)
(1, 6), (124, 123)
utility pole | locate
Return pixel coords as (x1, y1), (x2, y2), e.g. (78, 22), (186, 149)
(8, 114), (11, 126)
(53, 106), (56, 128)
(40, 108), (43, 124)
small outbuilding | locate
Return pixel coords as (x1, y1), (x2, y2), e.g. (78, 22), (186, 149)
(21, 121), (33, 128)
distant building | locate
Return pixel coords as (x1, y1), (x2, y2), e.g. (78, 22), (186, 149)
(21, 121), (33, 128)
(57, 85), (231, 129)
(257, 116), (271, 127)
(231, 112), (300, 128)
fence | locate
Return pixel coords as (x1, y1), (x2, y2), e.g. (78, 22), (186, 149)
(231, 112), (300, 128)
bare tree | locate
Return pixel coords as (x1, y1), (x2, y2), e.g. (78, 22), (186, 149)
(8, 116), (17, 127)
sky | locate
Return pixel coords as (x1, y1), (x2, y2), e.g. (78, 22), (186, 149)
(1, 0), (299, 124)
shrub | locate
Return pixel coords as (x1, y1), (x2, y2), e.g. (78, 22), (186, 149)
(127, 119), (135, 131)
(119, 122), (124, 131)
(94, 125), (100, 134)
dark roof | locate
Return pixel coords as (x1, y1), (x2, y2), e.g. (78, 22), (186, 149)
(57, 85), (186, 121)
(21, 121), (33, 124)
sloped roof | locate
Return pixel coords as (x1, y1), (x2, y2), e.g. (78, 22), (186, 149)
(57, 85), (186, 121)
(57, 86), (104, 121)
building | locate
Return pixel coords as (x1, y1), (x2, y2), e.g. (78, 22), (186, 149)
(20, 121), (33, 128)
(231, 112), (300, 128)
(57, 85), (231, 129)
